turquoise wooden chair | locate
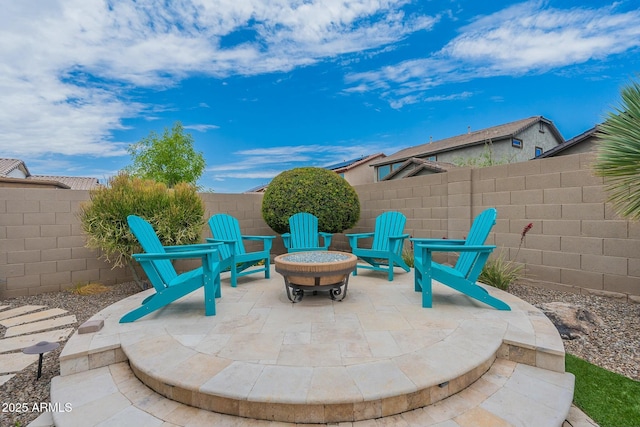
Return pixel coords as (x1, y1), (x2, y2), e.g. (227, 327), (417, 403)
(121, 215), (222, 323)
(346, 211), (411, 281)
(411, 208), (510, 310)
(282, 212), (333, 252)
(207, 213), (275, 287)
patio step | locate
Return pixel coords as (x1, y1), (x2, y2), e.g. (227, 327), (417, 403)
(50, 358), (574, 426)
(51, 268), (575, 426)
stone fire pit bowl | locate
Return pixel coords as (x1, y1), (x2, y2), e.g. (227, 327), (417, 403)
(274, 251), (357, 302)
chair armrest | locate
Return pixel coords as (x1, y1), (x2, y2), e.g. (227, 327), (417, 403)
(389, 234), (410, 240)
(282, 233), (291, 249)
(346, 232), (374, 249)
(411, 238), (466, 245)
(207, 237), (236, 245)
(319, 232), (333, 248)
(345, 232), (375, 238)
(164, 242), (222, 252)
(414, 243), (496, 253)
(242, 235), (275, 251)
(133, 248), (220, 261)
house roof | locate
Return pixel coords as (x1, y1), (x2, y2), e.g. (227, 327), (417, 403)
(329, 153), (386, 173)
(0, 158), (30, 177)
(0, 158), (101, 190)
(244, 183), (268, 193)
(382, 157), (456, 181)
(0, 176), (71, 188)
(243, 153), (386, 193)
(31, 175), (100, 190)
(325, 153), (386, 172)
(372, 116), (564, 167)
(536, 125), (599, 158)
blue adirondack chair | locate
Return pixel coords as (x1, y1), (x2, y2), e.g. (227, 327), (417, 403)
(120, 215), (222, 323)
(411, 208), (510, 310)
(282, 212), (333, 252)
(207, 213), (275, 287)
(346, 211), (411, 281)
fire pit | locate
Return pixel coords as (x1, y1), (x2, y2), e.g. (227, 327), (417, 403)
(274, 251), (357, 302)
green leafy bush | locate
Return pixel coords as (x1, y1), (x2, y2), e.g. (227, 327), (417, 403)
(261, 167), (360, 234)
(78, 173), (204, 287)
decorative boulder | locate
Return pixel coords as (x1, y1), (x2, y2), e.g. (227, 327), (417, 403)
(540, 302), (604, 340)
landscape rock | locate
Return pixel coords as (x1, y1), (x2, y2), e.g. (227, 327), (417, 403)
(539, 302), (605, 340)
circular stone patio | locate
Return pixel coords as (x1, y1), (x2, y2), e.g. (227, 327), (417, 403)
(55, 266), (572, 425)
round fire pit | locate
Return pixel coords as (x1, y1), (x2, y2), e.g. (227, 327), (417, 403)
(274, 251), (357, 302)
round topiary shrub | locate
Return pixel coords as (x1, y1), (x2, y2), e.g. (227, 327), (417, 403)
(262, 167), (360, 234)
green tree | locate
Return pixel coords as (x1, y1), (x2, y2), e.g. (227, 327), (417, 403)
(593, 76), (640, 220)
(126, 121), (206, 187)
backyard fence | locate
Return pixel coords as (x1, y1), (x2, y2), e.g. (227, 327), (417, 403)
(1, 152), (638, 301)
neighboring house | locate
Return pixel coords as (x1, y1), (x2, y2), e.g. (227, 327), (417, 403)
(372, 116), (564, 181)
(244, 153), (386, 193)
(0, 158), (101, 190)
(324, 153), (386, 186)
(536, 125), (599, 158)
(381, 157), (457, 181)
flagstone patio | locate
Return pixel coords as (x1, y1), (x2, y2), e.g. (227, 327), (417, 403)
(48, 267), (575, 426)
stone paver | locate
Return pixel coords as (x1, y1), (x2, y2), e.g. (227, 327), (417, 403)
(52, 267), (575, 426)
(0, 308), (69, 327)
(0, 352), (38, 374)
(0, 328), (74, 353)
(0, 305), (45, 321)
(0, 373), (15, 387)
(5, 315), (77, 338)
(51, 359), (576, 427)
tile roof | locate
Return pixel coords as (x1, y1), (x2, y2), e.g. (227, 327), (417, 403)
(0, 158), (101, 190)
(0, 158), (29, 176)
(31, 175), (101, 190)
(373, 116), (563, 166)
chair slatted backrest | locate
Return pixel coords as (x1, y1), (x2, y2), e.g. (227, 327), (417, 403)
(454, 208), (497, 279)
(127, 215), (177, 286)
(289, 212), (319, 249)
(371, 211), (407, 253)
(208, 214), (245, 259)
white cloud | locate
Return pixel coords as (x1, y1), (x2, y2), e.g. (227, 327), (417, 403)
(184, 124), (220, 132)
(207, 142), (400, 182)
(0, 0), (437, 158)
(346, 1), (640, 107)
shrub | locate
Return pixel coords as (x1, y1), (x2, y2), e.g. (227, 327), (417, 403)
(593, 76), (640, 220)
(480, 222), (532, 291)
(262, 167), (360, 234)
(478, 253), (523, 291)
(78, 173), (204, 288)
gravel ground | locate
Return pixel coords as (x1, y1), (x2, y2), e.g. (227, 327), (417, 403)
(1, 281), (638, 427)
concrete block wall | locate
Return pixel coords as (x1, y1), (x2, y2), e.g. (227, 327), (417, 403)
(1, 151), (639, 300)
(0, 190), (278, 299)
(346, 152), (640, 300)
(0, 188), (132, 299)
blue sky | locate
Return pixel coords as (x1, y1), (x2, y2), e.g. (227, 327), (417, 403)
(2, 1), (639, 193)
